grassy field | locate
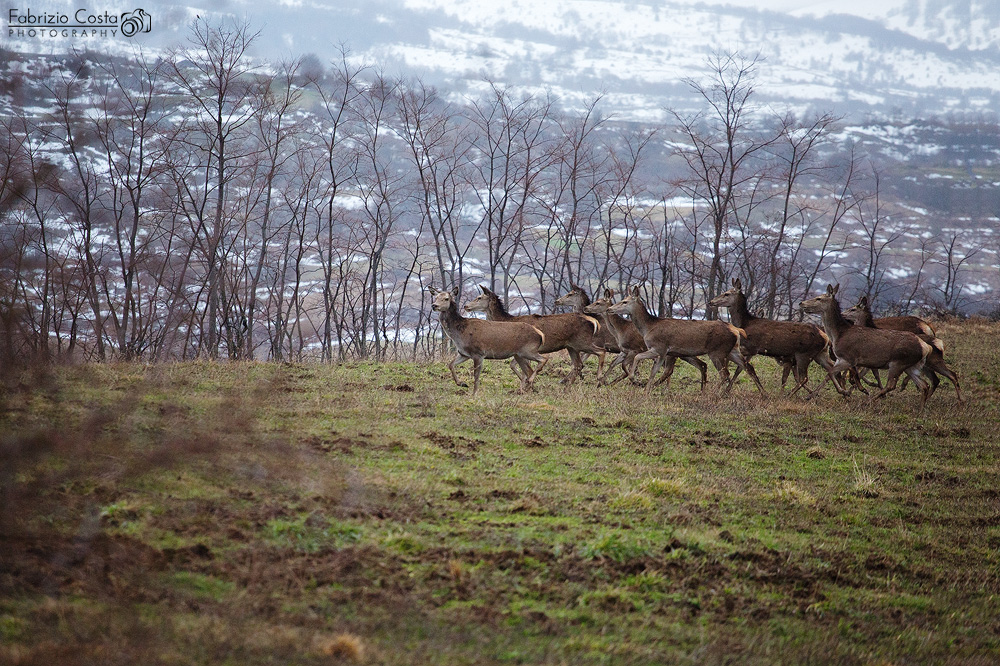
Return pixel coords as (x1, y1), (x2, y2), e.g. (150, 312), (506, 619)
(2, 320), (1000, 665)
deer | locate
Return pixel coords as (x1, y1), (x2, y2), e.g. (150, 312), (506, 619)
(429, 286), (546, 395)
(582, 289), (707, 388)
(843, 295), (962, 402)
(553, 283), (615, 380)
(607, 286), (765, 395)
(799, 284), (933, 410)
(708, 278), (837, 396)
(843, 296), (937, 338)
(463, 285), (601, 384)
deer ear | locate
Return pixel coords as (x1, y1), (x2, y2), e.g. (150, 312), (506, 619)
(734, 278), (742, 290)
(826, 284), (835, 295)
(833, 283), (840, 296)
(859, 295), (868, 307)
(428, 285), (438, 295)
(604, 288), (613, 299)
(451, 286), (460, 299)
(631, 286), (640, 297)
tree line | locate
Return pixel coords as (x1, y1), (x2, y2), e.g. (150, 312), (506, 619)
(0, 18), (986, 367)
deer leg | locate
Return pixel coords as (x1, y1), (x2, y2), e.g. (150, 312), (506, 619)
(510, 357), (527, 382)
(510, 357), (529, 392)
(524, 352), (547, 390)
(863, 368), (883, 389)
(628, 349), (660, 384)
(806, 350), (846, 398)
(707, 353), (731, 393)
(811, 359), (853, 398)
(449, 354), (471, 388)
(928, 356), (962, 403)
(595, 349), (607, 383)
(561, 349), (584, 385)
(848, 368), (870, 395)
(606, 357), (635, 387)
(608, 351), (644, 387)
(515, 356), (541, 392)
(645, 355), (665, 394)
(673, 356), (707, 390)
(786, 354), (812, 397)
(471, 356), (484, 395)
(651, 355), (679, 388)
(600, 352), (626, 387)
(779, 358), (795, 392)
(904, 364), (931, 412)
(871, 362), (907, 401)
(729, 348), (766, 395)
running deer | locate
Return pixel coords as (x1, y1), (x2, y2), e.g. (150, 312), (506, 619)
(843, 295), (962, 402)
(463, 285), (601, 384)
(799, 284), (933, 410)
(429, 286), (546, 395)
(583, 289), (707, 387)
(607, 286), (765, 394)
(708, 278), (837, 395)
(554, 283), (614, 379)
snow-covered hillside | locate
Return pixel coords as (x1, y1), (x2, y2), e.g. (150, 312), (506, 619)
(3, 0), (999, 121)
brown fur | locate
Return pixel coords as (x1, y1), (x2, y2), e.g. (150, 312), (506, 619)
(709, 278), (837, 395)
(800, 285), (933, 410)
(464, 285), (600, 384)
(607, 286), (765, 395)
(430, 286), (545, 395)
(842, 295), (962, 402)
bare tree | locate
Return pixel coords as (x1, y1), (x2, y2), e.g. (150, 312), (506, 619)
(669, 51), (778, 316)
(89, 51), (174, 360)
(163, 16), (263, 359)
(353, 71), (405, 360)
(396, 78), (474, 292)
(310, 46), (364, 361)
(799, 143), (861, 317)
(934, 231), (980, 315)
(852, 162), (901, 305)
(762, 111), (839, 318)
(47, 60), (109, 360)
(466, 81), (555, 303)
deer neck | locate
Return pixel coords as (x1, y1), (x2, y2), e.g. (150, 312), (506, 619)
(606, 312), (629, 333)
(819, 300), (852, 345)
(729, 293), (753, 329)
(629, 299), (656, 336)
(438, 301), (466, 334)
(488, 298), (514, 321)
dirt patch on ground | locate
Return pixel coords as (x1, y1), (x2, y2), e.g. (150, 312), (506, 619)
(1, 531), (168, 602)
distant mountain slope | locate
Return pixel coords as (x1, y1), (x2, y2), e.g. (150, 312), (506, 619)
(2, 0), (998, 120)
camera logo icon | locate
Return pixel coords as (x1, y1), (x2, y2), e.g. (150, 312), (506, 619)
(120, 9), (151, 37)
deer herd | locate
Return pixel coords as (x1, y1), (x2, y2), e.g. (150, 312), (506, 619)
(428, 280), (963, 411)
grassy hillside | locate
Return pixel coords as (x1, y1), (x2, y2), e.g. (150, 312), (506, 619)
(2, 320), (999, 665)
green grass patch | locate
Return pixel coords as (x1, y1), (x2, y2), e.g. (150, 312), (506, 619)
(2, 322), (1000, 664)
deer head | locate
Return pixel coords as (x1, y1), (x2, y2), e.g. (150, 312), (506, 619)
(607, 286), (642, 316)
(582, 288), (615, 315)
(554, 283), (589, 309)
(430, 286), (461, 312)
(800, 284), (839, 315)
(708, 278), (745, 309)
(462, 285), (496, 313)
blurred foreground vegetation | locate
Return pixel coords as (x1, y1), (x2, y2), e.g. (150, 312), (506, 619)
(2, 320), (999, 665)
